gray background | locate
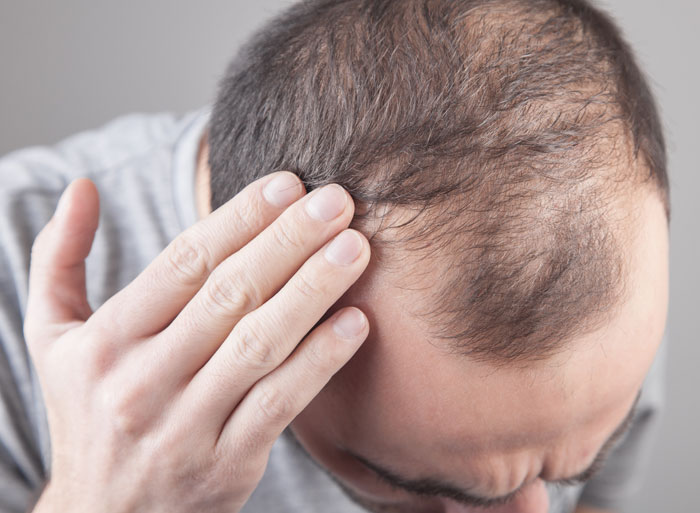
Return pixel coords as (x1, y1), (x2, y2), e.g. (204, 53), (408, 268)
(0, 1), (697, 511)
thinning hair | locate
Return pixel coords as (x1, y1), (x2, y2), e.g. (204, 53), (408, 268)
(208, 0), (669, 362)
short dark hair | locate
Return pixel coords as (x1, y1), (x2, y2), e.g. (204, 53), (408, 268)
(208, 0), (669, 362)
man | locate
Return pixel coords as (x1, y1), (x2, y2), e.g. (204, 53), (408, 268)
(0, 0), (669, 512)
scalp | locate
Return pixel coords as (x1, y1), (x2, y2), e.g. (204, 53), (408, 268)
(208, 0), (669, 363)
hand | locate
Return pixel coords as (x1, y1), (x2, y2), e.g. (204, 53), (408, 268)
(24, 173), (370, 513)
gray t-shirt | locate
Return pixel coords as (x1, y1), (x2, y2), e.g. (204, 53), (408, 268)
(0, 110), (666, 513)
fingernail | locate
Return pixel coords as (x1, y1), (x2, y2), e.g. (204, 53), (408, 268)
(325, 230), (363, 265)
(305, 184), (347, 222)
(333, 308), (367, 338)
(263, 173), (302, 208)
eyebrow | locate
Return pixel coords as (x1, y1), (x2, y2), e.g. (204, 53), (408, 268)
(349, 390), (642, 508)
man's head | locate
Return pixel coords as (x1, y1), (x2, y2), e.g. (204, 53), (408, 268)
(207, 0), (669, 511)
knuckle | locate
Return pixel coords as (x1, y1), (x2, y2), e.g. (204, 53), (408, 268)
(292, 272), (322, 302)
(111, 409), (144, 439)
(86, 345), (117, 379)
(107, 380), (152, 438)
(228, 199), (258, 235)
(230, 318), (277, 369)
(166, 235), (212, 284)
(270, 222), (304, 252)
(301, 338), (329, 370)
(81, 324), (120, 378)
(255, 383), (296, 424)
(204, 272), (260, 315)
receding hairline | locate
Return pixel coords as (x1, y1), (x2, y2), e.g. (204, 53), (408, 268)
(348, 153), (658, 364)
(207, 0), (669, 363)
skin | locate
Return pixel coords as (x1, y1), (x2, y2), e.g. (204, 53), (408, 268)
(196, 143), (669, 512)
(28, 169), (371, 512)
(26, 135), (667, 513)
(289, 181), (668, 513)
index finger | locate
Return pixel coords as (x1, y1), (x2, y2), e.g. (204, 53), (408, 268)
(89, 171), (305, 340)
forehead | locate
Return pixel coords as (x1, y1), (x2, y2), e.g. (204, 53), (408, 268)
(317, 192), (668, 475)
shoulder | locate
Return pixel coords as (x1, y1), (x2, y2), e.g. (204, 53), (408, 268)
(0, 112), (188, 191)
(0, 110), (204, 255)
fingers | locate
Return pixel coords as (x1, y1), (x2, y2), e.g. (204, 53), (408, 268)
(153, 183), (355, 379)
(89, 171), (305, 340)
(217, 306), (368, 455)
(25, 178), (100, 344)
(177, 227), (370, 432)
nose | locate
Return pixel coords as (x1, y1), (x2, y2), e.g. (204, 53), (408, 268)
(439, 479), (550, 513)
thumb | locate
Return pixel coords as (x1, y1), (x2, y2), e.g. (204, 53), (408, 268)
(25, 178), (100, 342)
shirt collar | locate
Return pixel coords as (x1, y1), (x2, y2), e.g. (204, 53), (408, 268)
(172, 107), (211, 231)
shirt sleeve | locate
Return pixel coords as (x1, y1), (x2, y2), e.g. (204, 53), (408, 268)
(0, 148), (65, 512)
(577, 333), (668, 511)
(0, 439), (40, 513)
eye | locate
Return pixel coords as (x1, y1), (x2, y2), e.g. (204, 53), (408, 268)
(371, 473), (407, 494)
(371, 473), (518, 509)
